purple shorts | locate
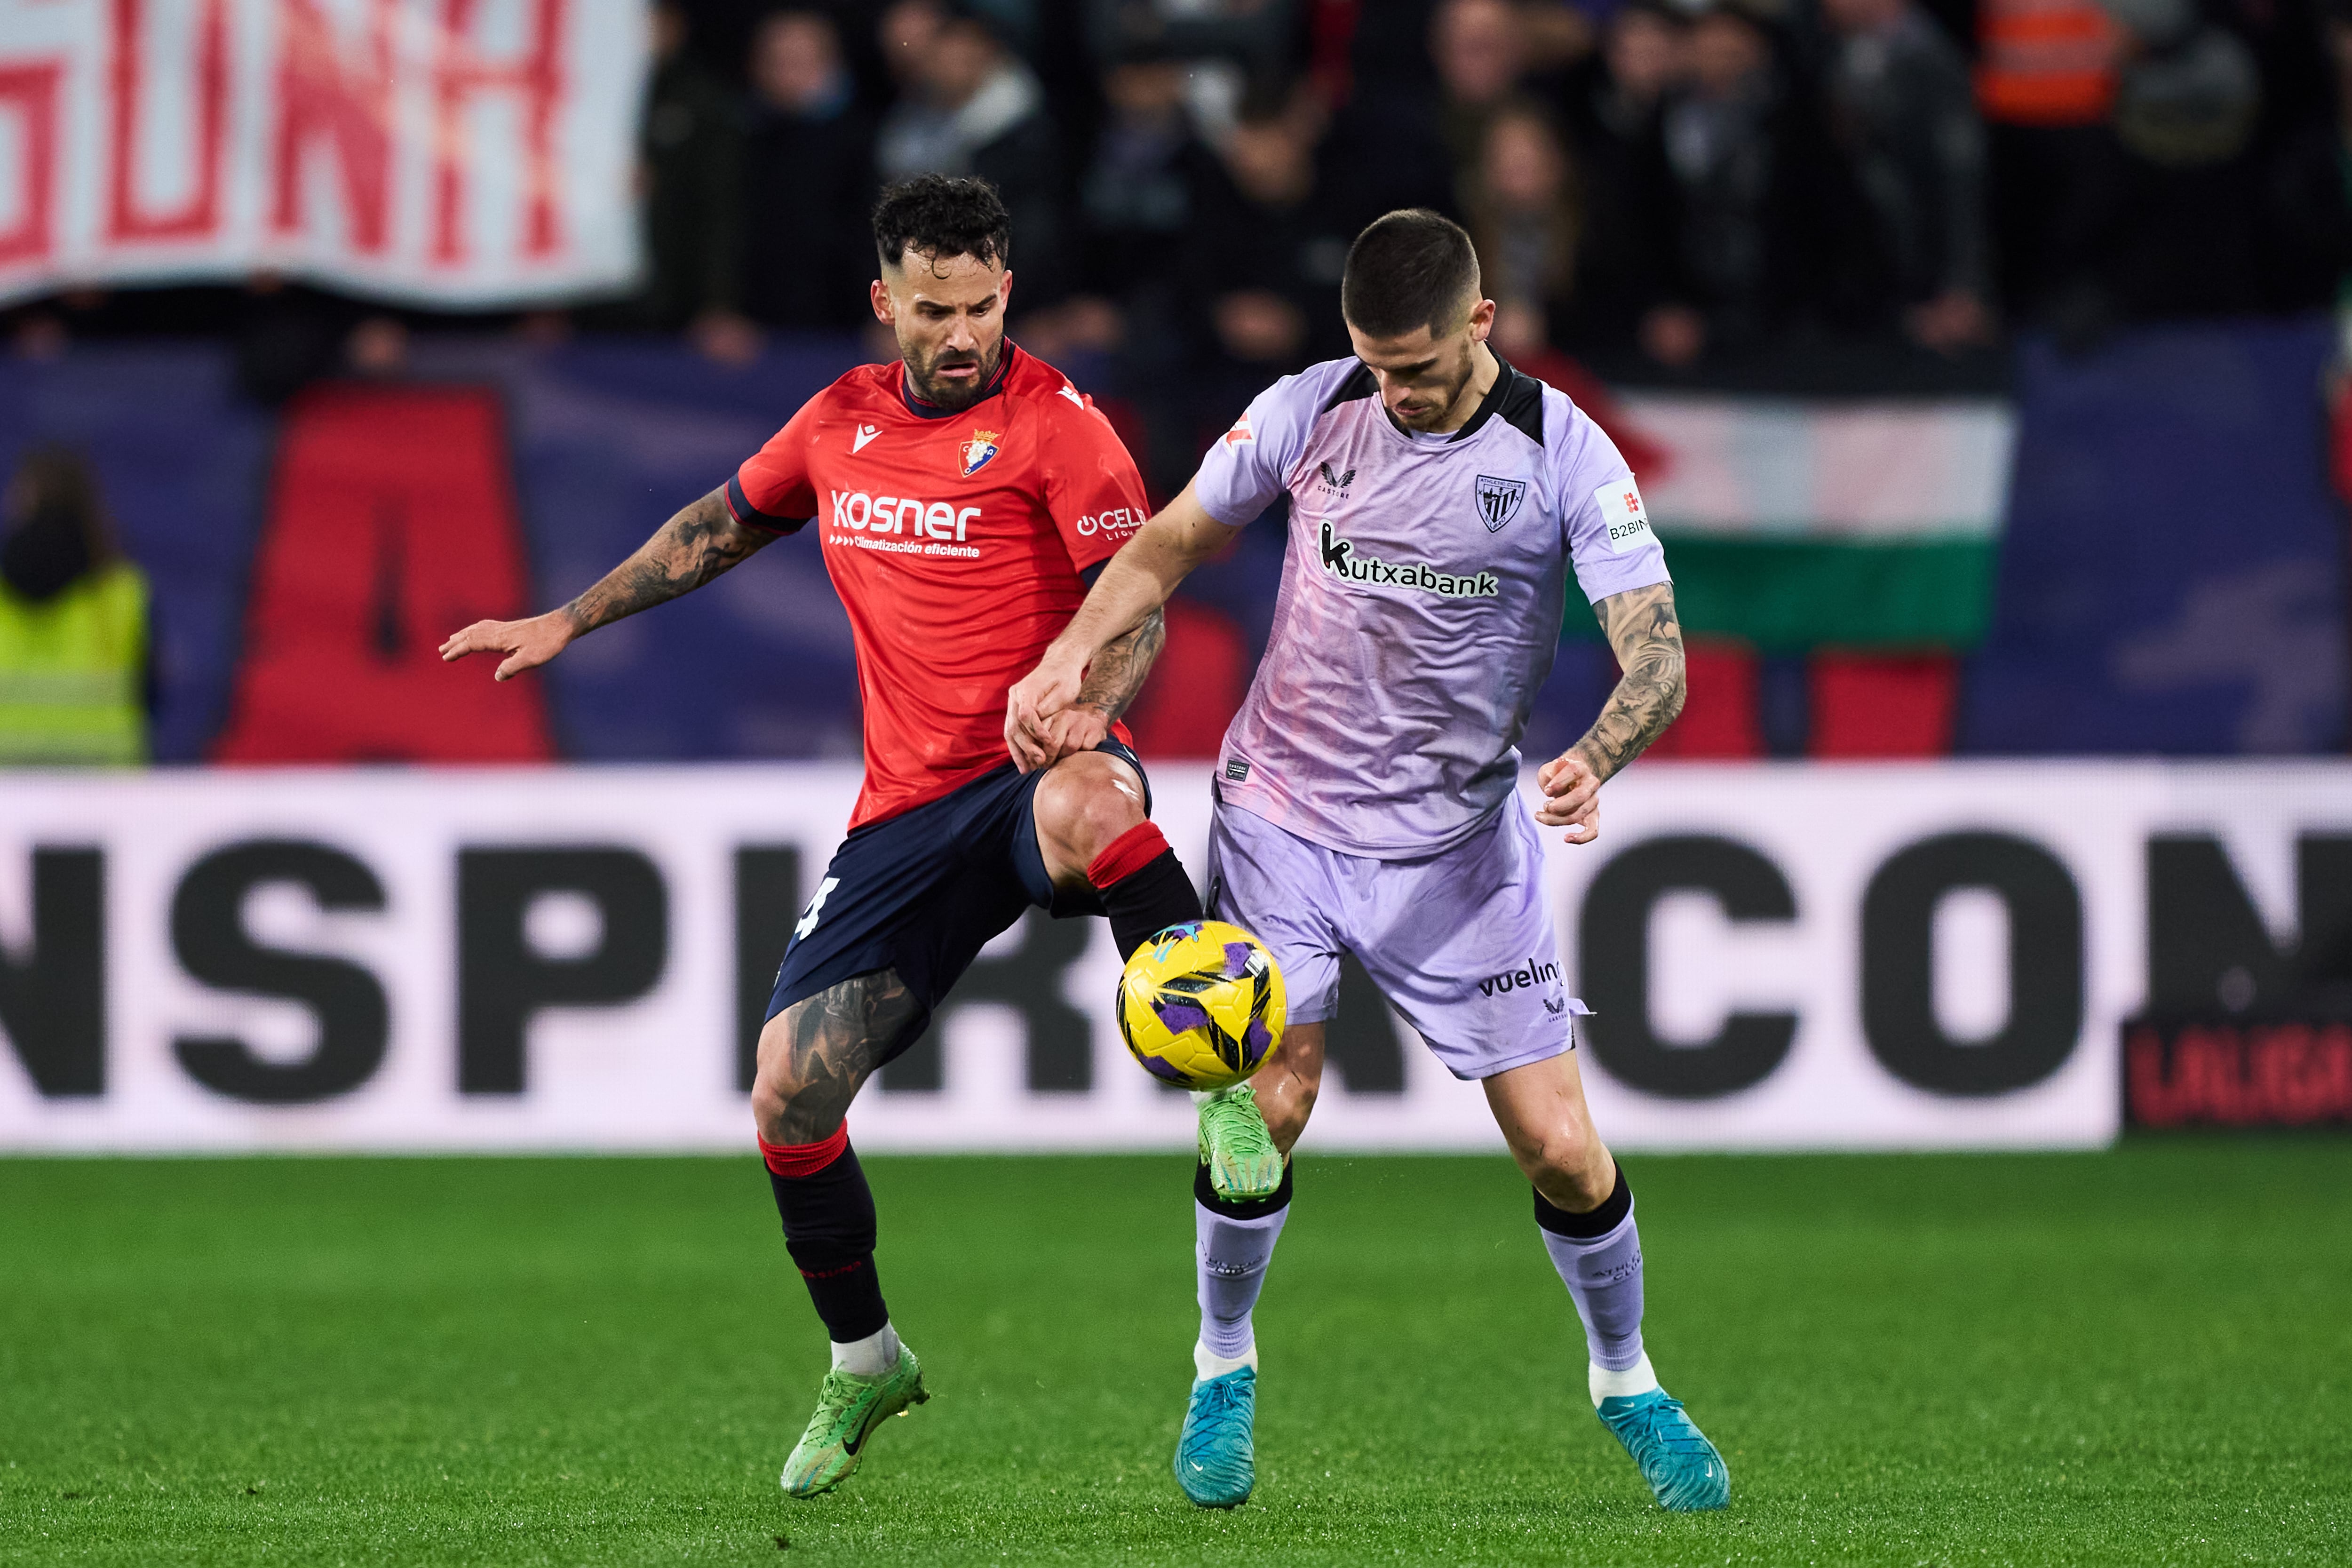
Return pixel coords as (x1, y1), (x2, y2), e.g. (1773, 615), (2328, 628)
(1204, 796), (1584, 1081)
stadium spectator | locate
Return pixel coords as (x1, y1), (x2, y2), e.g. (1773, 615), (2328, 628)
(1430, 0), (1532, 171)
(1462, 103), (1581, 356)
(1645, 1), (1858, 365)
(628, 1), (756, 364)
(2265, 0), (2352, 324)
(1083, 0), (1298, 82)
(876, 4), (1071, 303)
(0, 446), (150, 766)
(1972, 0), (2121, 323)
(880, 0), (947, 87)
(741, 11), (879, 332)
(1077, 48), (1222, 293)
(1185, 90), (1358, 370)
(1819, 0), (1994, 352)
(1558, 2), (1685, 357)
(2089, 0), (2267, 326)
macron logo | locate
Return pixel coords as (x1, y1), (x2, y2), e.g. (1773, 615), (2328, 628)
(853, 424), (881, 453)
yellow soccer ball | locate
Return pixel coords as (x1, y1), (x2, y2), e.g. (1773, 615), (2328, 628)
(1116, 920), (1287, 1090)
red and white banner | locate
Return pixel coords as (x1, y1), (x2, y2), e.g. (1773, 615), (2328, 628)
(0, 0), (645, 306)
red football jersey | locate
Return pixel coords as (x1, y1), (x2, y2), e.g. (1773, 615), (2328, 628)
(727, 342), (1151, 829)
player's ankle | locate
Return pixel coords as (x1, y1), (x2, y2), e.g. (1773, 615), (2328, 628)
(1195, 1339), (1258, 1379)
(831, 1321), (902, 1377)
(1589, 1352), (1659, 1406)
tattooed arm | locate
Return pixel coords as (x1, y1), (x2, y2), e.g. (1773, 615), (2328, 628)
(1007, 479), (1230, 771)
(1534, 580), (1687, 844)
(1002, 606), (1167, 771)
(439, 486), (778, 681)
(1079, 611), (1167, 720)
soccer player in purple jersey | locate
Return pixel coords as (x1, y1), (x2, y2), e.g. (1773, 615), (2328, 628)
(1005, 210), (1726, 1515)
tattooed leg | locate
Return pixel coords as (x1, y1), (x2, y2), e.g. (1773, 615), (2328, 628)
(751, 969), (923, 1400)
(750, 969), (927, 1145)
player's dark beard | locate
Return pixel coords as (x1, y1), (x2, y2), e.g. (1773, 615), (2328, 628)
(906, 339), (1003, 411)
(1430, 343), (1479, 424)
(1391, 342), (1478, 432)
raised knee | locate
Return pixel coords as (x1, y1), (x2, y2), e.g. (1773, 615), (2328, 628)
(750, 1022), (820, 1143)
(1037, 757), (1145, 863)
(752, 1075), (846, 1146)
(748, 1068), (792, 1143)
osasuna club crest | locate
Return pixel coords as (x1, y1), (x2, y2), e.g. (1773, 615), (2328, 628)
(1474, 474), (1526, 532)
(959, 430), (1001, 478)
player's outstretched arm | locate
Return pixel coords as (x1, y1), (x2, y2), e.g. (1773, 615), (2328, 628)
(1020, 606), (1169, 767)
(439, 486), (775, 681)
(1006, 480), (1231, 771)
(1536, 581), (1687, 844)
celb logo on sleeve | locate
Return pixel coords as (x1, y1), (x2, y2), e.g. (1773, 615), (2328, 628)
(1594, 477), (1655, 553)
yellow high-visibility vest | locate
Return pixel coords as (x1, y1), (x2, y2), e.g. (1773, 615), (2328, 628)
(0, 562), (150, 765)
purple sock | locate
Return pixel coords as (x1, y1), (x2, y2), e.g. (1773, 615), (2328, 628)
(1535, 1169), (1645, 1371)
(1194, 1162), (1292, 1359)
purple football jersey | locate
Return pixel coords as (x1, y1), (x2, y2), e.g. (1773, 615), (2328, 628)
(1194, 355), (1672, 858)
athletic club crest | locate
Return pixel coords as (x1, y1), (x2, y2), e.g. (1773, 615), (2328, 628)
(1474, 474), (1526, 532)
(959, 430), (1001, 478)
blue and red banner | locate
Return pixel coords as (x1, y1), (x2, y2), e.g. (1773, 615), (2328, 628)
(0, 321), (2342, 765)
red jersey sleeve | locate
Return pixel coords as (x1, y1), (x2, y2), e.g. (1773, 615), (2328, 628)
(726, 398), (822, 534)
(1038, 388), (1151, 572)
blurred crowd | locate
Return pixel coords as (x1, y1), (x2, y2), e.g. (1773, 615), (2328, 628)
(618, 0), (2352, 389)
(9, 0), (2352, 419)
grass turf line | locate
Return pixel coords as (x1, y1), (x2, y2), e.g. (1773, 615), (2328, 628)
(1, 1146), (2346, 1566)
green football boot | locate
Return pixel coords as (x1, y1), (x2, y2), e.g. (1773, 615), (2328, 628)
(778, 1346), (929, 1498)
(1198, 1084), (1282, 1201)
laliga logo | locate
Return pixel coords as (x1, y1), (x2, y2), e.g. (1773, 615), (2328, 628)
(960, 430), (1001, 478)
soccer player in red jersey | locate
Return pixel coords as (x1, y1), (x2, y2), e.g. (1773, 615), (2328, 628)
(442, 176), (1205, 1497)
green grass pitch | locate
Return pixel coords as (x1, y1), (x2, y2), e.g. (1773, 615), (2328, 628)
(3, 1144), (2347, 1565)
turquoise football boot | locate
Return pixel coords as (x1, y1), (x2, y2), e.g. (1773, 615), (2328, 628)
(1173, 1366), (1256, 1508)
(1597, 1388), (1730, 1511)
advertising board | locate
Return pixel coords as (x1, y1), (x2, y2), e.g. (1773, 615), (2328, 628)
(2, 762), (2345, 1152)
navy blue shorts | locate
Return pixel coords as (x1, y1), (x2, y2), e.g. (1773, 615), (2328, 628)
(765, 738), (1152, 1038)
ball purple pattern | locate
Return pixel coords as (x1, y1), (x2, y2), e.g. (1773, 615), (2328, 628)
(1153, 999), (1211, 1035)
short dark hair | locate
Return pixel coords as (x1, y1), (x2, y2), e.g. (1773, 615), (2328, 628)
(872, 174), (1012, 271)
(1341, 209), (1481, 339)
